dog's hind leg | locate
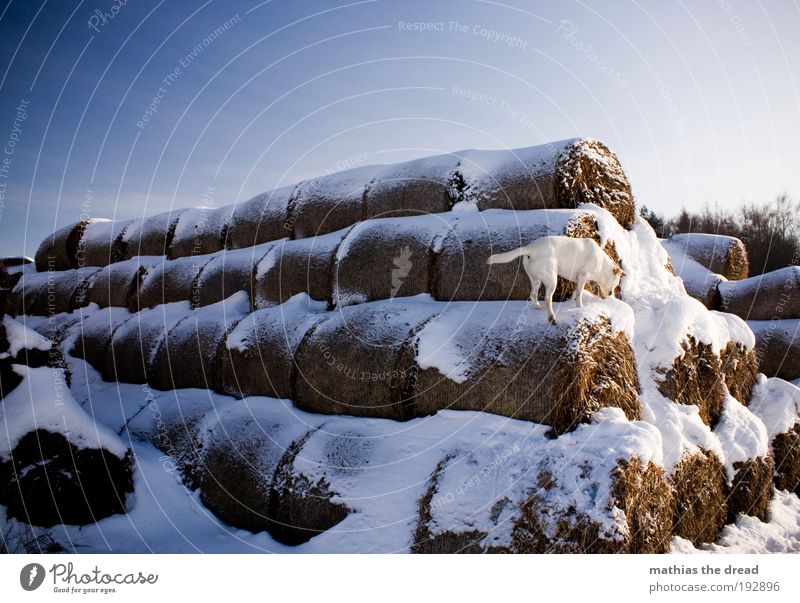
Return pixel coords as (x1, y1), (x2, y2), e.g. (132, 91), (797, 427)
(522, 257), (542, 308)
(543, 274), (557, 324)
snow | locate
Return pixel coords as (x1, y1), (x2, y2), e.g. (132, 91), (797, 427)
(661, 239), (726, 302)
(719, 266), (800, 305)
(713, 394), (769, 481)
(749, 375), (800, 440)
(0, 364), (128, 460)
(2, 315), (51, 356)
(80, 218), (132, 246)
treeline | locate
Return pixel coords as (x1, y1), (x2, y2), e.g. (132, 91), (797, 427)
(640, 194), (800, 277)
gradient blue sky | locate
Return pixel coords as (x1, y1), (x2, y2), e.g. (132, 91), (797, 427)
(0, 0), (798, 257)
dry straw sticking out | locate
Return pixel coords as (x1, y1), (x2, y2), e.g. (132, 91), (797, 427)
(669, 449), (728, 546)
(771, 424), (800, 494)
(413, 302), (640, 435)
(726, 456), (774, 523)
(669, 233), (749, 281)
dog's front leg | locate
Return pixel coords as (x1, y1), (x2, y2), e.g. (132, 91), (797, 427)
(573, 273), (588, 308)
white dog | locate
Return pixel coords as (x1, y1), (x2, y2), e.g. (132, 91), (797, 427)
(487, 236), (623, 324)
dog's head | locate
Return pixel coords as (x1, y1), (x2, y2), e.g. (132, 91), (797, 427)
(598, 265), (625, 298)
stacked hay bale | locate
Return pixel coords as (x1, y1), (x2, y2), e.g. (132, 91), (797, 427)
(669, 233), (749, 280)
(77, 219), (134, 268)
(122, 209), (187, 258)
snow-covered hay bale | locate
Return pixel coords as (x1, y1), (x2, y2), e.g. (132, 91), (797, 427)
(433, 209), (606, 302)
(226, 187), (293, 249)
(333, 214), (454, 307)
(253, 228), (352, 309)
(293, 298), (442, 421)
(136, 253), (215, 310)
(289, 165), (379, 239)
(34, 219), (94, 272)
(103, 301), (192, 383)
(167, 205), (233, 260)
(720, 266), (800, 321)
(714, 395), (773, 522)
(668, 233), (749, 281)
(67, 307), (131, 372)
(147, 293), (250, 391)
(413, 300), (639, 435)
(749, 376), (800, 494)
(11, 268), (100, 316)
(670, 450), (728, 545)
(0, 365), (133, 527)
(661, 239), (724, 309)
(83, 256), (159, 309)
(121, 209), (186, 258)
(749, 319), (800, 380)
(77, 219), (133, 268)
(721, 342), (760, 404)
(216, 295), (327, 399)
(194, 243), (274, 308)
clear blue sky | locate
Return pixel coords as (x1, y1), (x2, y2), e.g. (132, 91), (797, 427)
(0, 0), (798, 257)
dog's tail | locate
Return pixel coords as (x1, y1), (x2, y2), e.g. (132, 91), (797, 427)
(487, 246), (528, 265)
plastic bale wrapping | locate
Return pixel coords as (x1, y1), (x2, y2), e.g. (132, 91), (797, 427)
(147, 292), (250, 391)
(194, 242), (275, 308)
(413, 300), (640, 435)
(103, 301), (192, 384)
(167, 205), (234, 260)
(333, 213), (456, 307)
(34, 219), (93, 272)
(661, 240), (725, 309)
(193, 401), (331, 541)
(10, 268), (100, 316)
(77, 218), (134, 268)
(668, 449), (728, 546)
(66, 306), (132, 374)
(454, 139), (634, 228)
(0, 365), (134, 527)
(226, 186), (293, 249)
(217, 294), (328, 399)
(83, 256), (160, 309)
(293, 298), (442, 421)
(136, 253), (215, 311)
(749, 319), (800, 380)
(289, 165), (381, 239)
(714, 394), (773, 522)
(121, 208), (187, 259)
(253, 228), (353, 309)
(720, 266), (800, 321)
(433, 208), (608, 303)
(363, 154), (457, 220)
(668, 233), (749, 281)
(749, 376), (800, 494)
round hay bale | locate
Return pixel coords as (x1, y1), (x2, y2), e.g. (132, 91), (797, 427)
(103, 301), (193, 383)
(413, 301), (640, 435)
(167, 205), (234, 260)
(34, 219), (92, 272)
(720, 266), (800, 321)
(293, 298), (442, 421)
(83, 256), (160, 309)
(364, 154), (457, 220)
(0, 429), (133, 527)
(333, 213), (455, 307)
(226, 186), (293, 249)
(147, 292), (250, 391)
(656, 337), (725, 427)
(511, 457), (672, 553)
(136, 252), (216, 311)
(288, 164), (380, 239)
(749, 319), (800, 380)
(661, 240), (724, 309)
(11, 268), (100, 316)
(66, 306), (132, 373)
(720, 342), (759, 404)
(78, 219), (134, 268)
(771, 424), (800, 494)
(670, 450), (728, 546)
(194, 242), (275, 308)
(669, 233), (749, 280)
(726, 456), (774, 522)
(216, 294), (328, 399)
(121, 208), (187, 259)
(432, 209), (609, 302)
(253, 227), (353, 309)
